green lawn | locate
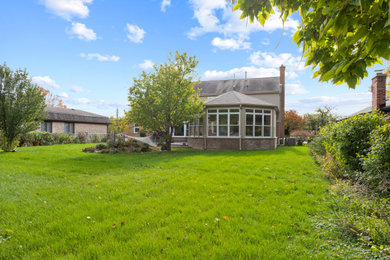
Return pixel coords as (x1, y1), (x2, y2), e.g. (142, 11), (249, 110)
(1, 145), (333, 259)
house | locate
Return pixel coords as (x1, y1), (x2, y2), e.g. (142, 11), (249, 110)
(348, 72), (389, 118)
(39, 106), (111, 136)
(172, 65), (286, 150)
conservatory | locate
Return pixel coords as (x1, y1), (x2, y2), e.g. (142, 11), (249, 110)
(186, 91), (278, 150)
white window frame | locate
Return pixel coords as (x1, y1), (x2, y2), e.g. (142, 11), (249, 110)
(188, 118), (204, 137)
(133, 125), (140, 134)
(245, 108), (274, 138)
(207, 108), (240, 138)
(172, 124), (188, 137)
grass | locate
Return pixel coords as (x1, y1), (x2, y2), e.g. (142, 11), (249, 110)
(0, 144), (338, 258)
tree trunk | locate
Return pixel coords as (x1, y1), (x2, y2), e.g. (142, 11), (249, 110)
(165, 134), (172, 151)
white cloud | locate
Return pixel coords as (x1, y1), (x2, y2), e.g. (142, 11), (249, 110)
(286, 83), (309, 95)
(161, 0), (171, 12)
(139, 60), (154, 69)
(287, 91), (372, 116)
(249, 51), (305, 71)
(187, 1), (299, 40)
(69, 22), (97, 41)
(32, 76), (60, 89)
(42, 0), (93, 20)
(80, 53), (120, 62)
(202, 66), (297, 80)
(58, 92), (69, 98)
(261, 38), (270, 46)
(70, 86), (85, 93)
(211, 37), (251, 50)
(126, 24), (145, 43)
(75, 97), (91, 104)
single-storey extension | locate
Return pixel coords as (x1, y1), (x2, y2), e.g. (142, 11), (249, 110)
(173, 65), (286, 150)
(38, 106), (111, 136)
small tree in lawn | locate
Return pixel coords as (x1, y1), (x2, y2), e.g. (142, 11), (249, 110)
(285, 110), (305, 136)
(0, 63), (46, 152)
(127, 51), (204, 151)
(304, 106), (337, 134)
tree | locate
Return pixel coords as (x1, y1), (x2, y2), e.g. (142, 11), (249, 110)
(384, 64), (390, 99)
(304, 106), (337, 133)
(0, 64), (46, 151)
(109, 116), (129, 134)
(39, 88), (67, 108)
(284, 110), (305, 136)
(230, 0), (390, 88)
(127, 51), (204, 150)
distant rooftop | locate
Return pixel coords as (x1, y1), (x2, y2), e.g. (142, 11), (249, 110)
(44, 106), (111, 124)
(195, 77), (281, 96)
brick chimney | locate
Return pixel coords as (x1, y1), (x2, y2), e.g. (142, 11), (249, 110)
(280, 65), (285, 141)
(371, 72), (387, 110)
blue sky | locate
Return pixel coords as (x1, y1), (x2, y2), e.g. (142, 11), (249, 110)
(0, 0), (386, 117)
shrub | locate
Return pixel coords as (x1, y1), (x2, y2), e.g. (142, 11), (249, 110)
(82, 146), (96, 153)
(310, 111), (388, 178)
(361, 124), (390, 194)
(77, 132), (87, 144)
(96, 144), (107, 150)
(90, 134), (101, 143)
(40, 132), (54, 146)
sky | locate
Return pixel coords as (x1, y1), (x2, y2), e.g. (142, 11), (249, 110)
(0, 0), (387, 118)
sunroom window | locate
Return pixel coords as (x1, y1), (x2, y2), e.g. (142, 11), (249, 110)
(207, 108), (240, 137)
(245, 109), (272, 137)
(188, 117), (203, 137)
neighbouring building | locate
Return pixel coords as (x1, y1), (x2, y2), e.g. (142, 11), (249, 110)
(38, 106), (111, 136)
(348, 71), (390, 118)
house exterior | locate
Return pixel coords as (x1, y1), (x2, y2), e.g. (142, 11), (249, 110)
(38, 107), (111, 136)
(172, 65), (286, 150)
(348, 72), (390, 118)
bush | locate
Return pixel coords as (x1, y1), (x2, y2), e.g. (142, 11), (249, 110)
(85, 138), (150, 154)
(361, 124), (390, 194)
(90, 134), (101, 143)
(40, 132), (54, 146)
(96, 144), (107, 150)
(310, 111), (388, 178)
(77, 132), (87, 144)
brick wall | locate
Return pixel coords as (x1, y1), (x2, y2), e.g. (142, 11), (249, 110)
(74, 123), (108, 135)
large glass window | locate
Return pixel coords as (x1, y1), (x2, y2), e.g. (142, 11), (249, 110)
(245, 109), (272, 137)
(188, 117), (203, 137)
(41, 122), (52, 132)
(64, 122), (74, 134)
(173, 124), (188, 137)
(207, 108), (240, 137)
(133, 125), (140, 134)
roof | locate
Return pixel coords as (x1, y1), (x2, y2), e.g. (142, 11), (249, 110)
(204, 91), (277, 108)
(195, 77), (281, 96)
(347, 99), (390, 118)
(44, 106), (111, 124)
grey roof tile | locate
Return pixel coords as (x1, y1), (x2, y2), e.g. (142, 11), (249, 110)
(204, 91), (277, 107)
(44, 106), (111, 124)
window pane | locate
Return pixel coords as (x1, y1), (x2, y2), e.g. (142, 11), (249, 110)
(199, 125), (203, 136)
(41, 122), (45, 132)
(230, 109), (239, 113)
(199, 117), (203, 125)
(230, 126), (239, 136)
(246, 109), (253, 113)
(48, 122), (52, 133)
(255, 126), (262, 136)
(208, 114), (217, 126)
(208, 126), (217, 136)
(255, 109), (262, 113)
(174, 126), (185, 136)
(246, 114), (253, 125)
(70, 123), (74, 134)
(264, 115), (271, 125)
(264, 126), (271, 137)
(264, 110), (271, 114)
(219, 126), (228, 136)
(246, 126), (253, 136)
(255, 115), (262, 125)
(208, 109), (217, 113)
(219, 114), (228, 125)
(219, 109), (228, 113)
(230, 114), (239, 125)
